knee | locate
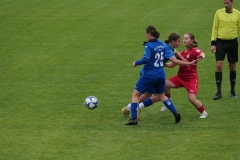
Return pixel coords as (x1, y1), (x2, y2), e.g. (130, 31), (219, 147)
(188, 97), (196, 104)
(216, 64), (223, 71)
(132, 90), (141, 98)
(229, 63), (236, 71)
(165, 80), (171, 88)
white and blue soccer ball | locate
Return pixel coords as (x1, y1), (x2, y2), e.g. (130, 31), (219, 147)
(84, 96), (98, 110)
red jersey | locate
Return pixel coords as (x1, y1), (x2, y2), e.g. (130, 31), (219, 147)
(178, 47), (202, 79)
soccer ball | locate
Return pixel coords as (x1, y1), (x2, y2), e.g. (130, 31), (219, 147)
(84, 96), (98, 110)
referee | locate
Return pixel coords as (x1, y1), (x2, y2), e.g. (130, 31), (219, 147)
(210, 0), (240, 100)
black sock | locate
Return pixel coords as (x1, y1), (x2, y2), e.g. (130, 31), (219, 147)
(215, 72), (222, 93)
(230, 71), (236, 92)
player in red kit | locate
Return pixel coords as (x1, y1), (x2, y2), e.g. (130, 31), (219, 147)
(161, 33), (208, 118)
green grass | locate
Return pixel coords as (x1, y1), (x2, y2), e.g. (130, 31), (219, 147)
(1, 0), (240, 159)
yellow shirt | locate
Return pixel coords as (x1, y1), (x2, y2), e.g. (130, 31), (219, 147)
(211, 8), (240, 41)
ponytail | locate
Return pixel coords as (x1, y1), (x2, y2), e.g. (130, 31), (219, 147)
(143, 25), (160, 45)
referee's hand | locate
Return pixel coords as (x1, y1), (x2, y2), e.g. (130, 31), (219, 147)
(210, 45), (216, 53)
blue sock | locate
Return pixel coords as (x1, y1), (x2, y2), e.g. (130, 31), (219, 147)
(142, 98), (153, 107)
(163, 98), (176, 114)
(131, 103), (138, 119)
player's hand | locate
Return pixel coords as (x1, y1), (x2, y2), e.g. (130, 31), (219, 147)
(133, 62), (137, 67)
(197, 55), (204, 59)
(190, 59), (197, 65)
(196, 55), (204, 62)
(210, 45), (216, 53)
(182, 58), (189, 62)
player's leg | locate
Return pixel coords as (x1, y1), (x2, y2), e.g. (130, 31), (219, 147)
(122, 92), (151, 117)
(165, 79), (176, 97)
(136, 85), (161, 112)
(158, 94), (181, 123)
(125, 89), (141, 125)
(123, 86), (155, 120)
(188, 93), (208, 118)
(137, 93), (181, 123)
(156, 79), (181, 123)
(213, 40), (226, 100)
(137, 92), (152, 120)
(214, 60), (224, 100)
(161, 77), (180, 111)
(229, 62), (237, 98)
(139, 92), (151, 102)
(184, 78), (208, 118)
(227, 39), (238, 98)
(139, 94), (159, 109)
(136, 86), (158, 118)
(125, 76), (152, 125)
(133, 93), (158, 120)
(161, 79), (177, 111)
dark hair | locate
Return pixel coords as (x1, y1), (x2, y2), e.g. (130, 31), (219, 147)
(143, 25), (160, 45)
(186, 33), (198, 47)
(164, 32), (180, 43)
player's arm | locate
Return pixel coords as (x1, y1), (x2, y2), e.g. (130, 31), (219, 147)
(197, 52), (205, 62)
(133, 56), (150, 67)
(174, 50), (188, 62)
(165, 48), (195, 65)
(133, 47), (151, 67)
(169, 56), (196, 65)
(164, 62), (176, 68)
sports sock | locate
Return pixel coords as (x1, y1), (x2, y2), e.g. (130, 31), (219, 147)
(130, 103), (138, 119)
(197, 105), (205, 113)
(138, 102), (145, 109)
(165, 94), (170, 99)
(142, 98), (153, 108)
(163, 98), (176, 114)
(230, 71), (236, 92)
(215, 72), (222, 93)
(126, 103), (131, 111)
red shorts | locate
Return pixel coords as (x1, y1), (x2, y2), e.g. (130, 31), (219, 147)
(168, 75), (198, 95)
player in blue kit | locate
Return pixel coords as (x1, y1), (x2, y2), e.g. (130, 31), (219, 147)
(125, 26), (197, 125)
(122, 32), (187, 119)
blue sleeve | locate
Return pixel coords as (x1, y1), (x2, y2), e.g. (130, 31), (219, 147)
(135, 57), (150, 65)
(164, 46), (175, 60)
(135, 45), (151, 65)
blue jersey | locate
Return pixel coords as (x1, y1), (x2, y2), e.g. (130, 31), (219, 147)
(135, 40), (174, 78)
(134, 40), (175, 94)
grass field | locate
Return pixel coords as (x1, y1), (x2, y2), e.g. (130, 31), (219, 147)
(1, 0), (240, 159)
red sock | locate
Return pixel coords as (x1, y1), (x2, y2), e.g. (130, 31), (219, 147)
(197, 105), (205, 113)
(166, 94), (170, 99)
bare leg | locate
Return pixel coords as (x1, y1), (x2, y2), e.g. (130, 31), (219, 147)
(188, 93), (208, 118)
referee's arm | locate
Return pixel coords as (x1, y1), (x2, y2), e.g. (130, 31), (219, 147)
(238, 16), (240, 36)
(211, 13), (219, 46)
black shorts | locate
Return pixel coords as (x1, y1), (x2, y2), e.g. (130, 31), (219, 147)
(215, 38), (238, 63)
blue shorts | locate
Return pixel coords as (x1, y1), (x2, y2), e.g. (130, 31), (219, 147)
(147, 87), (155, 95)
(134, 75), (165, 94)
